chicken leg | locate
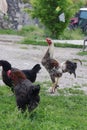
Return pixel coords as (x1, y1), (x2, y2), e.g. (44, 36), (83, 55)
(51, 77), (59, 93)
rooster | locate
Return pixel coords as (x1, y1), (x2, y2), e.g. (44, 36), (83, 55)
(0, 60), (41, 92)
(7, 68), (40, 112)
(41, 38), (82, 93)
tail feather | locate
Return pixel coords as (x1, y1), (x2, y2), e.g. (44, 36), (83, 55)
(32, 64), (41, 73)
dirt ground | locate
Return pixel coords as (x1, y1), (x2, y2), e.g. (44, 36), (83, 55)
(0, 41), (87, 94)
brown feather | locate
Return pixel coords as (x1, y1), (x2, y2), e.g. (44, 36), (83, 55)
(49, 59), (60, 68)
(10, 69), (26, 86)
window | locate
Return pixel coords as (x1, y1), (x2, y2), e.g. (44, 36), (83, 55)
(80, 11), (87, 19)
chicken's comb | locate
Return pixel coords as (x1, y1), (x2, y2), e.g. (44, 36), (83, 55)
(7, 70), (11, 77)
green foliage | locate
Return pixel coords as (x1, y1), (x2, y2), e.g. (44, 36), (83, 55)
(29, 0), (84, 38)
(0, 25), (85, 46)
(30, 0), (74, 38)
(77, 51), (87, 56)
(59, 28), (85, 40)
(22, 0), (30, 3)
(72, 0), (85, 10)
(0, 29), (17, 35)
(20, 37), (83, 48)
(17, 25), (46, 40)
(0, 25), (47, 39)
(0, 85), (87, 130)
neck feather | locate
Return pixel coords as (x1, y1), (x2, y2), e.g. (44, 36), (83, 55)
(49, 42), (54, 58)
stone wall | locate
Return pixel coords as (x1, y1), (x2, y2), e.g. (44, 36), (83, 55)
(0, 0), (38, 30)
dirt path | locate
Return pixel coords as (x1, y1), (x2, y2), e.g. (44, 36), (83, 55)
(0, 39), (87, 94)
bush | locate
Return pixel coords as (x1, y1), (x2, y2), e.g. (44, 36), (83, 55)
(30, 0), (74, 38)
(59, 28), (85, 40)
(17, 25), (46, 40)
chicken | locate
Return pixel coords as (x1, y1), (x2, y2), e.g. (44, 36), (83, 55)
(0, 60), (41, 92)
(7, 68), (40, 112)
(41, 38), (62, 93)
(41, 38), (82, 93)
(22, 64), (41, 83)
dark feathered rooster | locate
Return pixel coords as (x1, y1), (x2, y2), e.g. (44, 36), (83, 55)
(7, 68), (40, 112)
(0, 60), (41, 92)
(41, 38), (82, 93)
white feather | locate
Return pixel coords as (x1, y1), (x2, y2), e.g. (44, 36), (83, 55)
(49, 42), (54, 58)
(60, 61), (66, 71)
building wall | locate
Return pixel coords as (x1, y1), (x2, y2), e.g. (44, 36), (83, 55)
(0, 0), (38, 30)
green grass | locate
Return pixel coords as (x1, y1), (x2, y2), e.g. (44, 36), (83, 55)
(0, 25), (85, 49)
(77, 51), (87, 56)
(59, 28), (85, 40)
(0, 29), (17, 35)
(0, 84), (87, 130)
(0, 25), (85, 40)
(0, 25), (46, 39)
(20, 38), (83, 48)
(81, 59), (87, 62)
